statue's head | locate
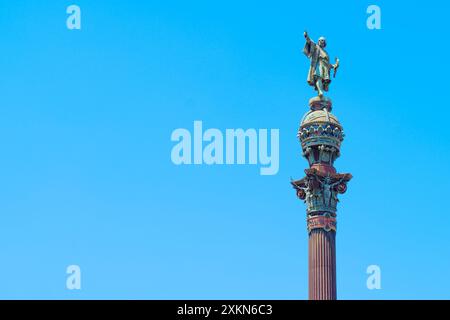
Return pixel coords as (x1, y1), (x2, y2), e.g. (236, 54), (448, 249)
(318, 36), (327, 48)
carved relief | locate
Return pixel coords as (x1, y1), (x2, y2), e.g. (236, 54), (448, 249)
(291, 169), (351, 215)
(307, 213), (337, 233)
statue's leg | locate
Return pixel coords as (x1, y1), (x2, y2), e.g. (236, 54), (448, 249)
(316, 79), (324, 98)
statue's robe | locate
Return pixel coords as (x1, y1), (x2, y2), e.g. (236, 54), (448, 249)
(303, 40), (332, 91)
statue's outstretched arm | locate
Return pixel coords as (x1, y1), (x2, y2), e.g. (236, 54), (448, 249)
(304, 31), (311, 43)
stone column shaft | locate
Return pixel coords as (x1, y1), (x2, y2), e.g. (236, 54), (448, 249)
(308, 229), (336, 300)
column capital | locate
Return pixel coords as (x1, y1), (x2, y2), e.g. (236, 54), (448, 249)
(291, 169), (351, 215)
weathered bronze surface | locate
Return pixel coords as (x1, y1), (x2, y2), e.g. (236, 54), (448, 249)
(303, 31), (339, 98)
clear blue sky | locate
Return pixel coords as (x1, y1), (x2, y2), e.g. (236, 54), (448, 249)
(0, 0), (449, 299)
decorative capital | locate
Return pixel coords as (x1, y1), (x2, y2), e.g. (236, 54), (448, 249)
(291, 170), (351, 215)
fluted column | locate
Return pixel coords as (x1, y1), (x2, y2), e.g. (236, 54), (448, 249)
(308, 228), (336, 300)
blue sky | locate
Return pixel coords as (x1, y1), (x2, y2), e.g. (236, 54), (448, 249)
(0, 0), (449, 299)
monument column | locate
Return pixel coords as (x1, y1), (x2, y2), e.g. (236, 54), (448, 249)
(292, 97), (351, 300)
(292, 30), (352, 300)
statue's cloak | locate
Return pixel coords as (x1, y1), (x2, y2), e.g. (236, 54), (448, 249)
(303, 41), (332, 90)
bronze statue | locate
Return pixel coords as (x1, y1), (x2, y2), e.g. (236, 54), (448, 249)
(303, 31), (339, 98)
